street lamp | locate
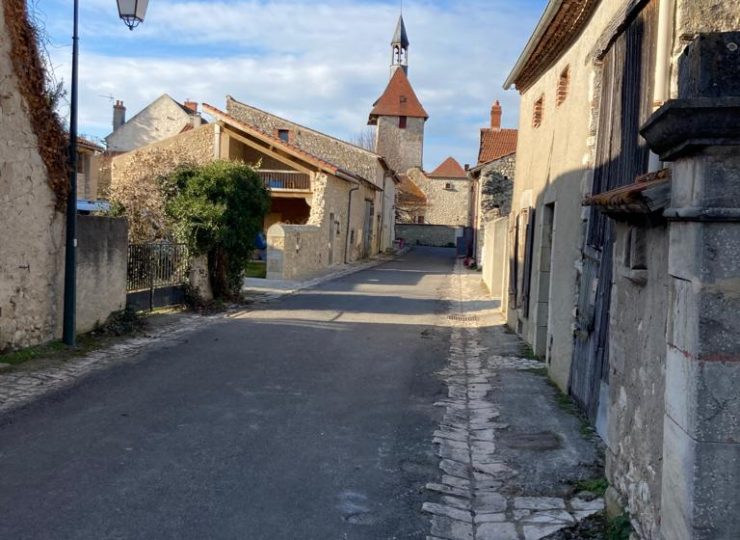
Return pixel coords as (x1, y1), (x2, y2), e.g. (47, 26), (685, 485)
(117, 0), (150, 31)
(62, 1), (149, 346)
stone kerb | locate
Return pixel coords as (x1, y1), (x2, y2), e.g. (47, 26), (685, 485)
(266, 223), (323, 281)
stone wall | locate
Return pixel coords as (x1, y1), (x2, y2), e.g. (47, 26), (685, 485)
(266, 224), (325, 281)
(374, 115), (424, 174)
(606, 222), (669, 540)
(396, 224), (457, 248)
(408, 168), (473, 227)
(479, 154), (515, 219)
(0, 1), (65, 351)
(475, 154), (516, 261)
(76, 216), (128, 333)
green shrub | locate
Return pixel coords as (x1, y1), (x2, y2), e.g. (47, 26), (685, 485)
(162, 161), (271, 299)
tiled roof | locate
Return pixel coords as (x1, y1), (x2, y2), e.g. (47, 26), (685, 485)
(478, 128), (518, 165)
(398, 174), (427, 205)
(504, 0), (600, 92)
(203, 103), (351, 180)
(428, 157), (468, 178)
(368, 69), (428, 123)
(76, 136), (104, 152)
(584, 169), (672, 215)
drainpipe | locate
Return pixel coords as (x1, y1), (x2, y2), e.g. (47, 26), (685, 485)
(649, 0), (675, 171)
(344, 182), (360, 264)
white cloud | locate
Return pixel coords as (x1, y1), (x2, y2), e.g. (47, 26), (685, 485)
(42, 0), (543, 168)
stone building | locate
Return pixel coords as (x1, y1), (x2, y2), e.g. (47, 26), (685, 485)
(110, 99), (396, 281)
(76, 137), (104, 203)
(225, 96), (397, 254)
(409, 157), (474, 227)
(370, 16), (429, 181)
(470, 100), (518, 263)
(501, 0), (740, 537)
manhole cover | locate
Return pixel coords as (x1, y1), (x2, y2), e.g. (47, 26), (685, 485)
(448, 314), (478, 322)
(499, 431), (562, 451)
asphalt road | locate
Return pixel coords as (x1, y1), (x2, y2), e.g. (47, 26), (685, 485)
(0, 248), (455, 540)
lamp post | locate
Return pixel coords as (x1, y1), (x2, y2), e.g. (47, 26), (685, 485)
(62, 1), (149, 346)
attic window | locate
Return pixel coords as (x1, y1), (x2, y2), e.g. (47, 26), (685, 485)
(557, 67), (570, 106)
(399, 116), (407, 129)
(400, 96), (408, 103)
(278, 129), (290, 143)
(532, 95), (544, 128)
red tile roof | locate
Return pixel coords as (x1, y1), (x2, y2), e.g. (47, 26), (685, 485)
(584, 169), (672, 210)
(478, 128), (518, 165)
(368, 69), (428, 124)
(428, 157), (467, 179)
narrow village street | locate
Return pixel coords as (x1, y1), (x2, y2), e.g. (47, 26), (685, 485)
(0, 248), (603, 540)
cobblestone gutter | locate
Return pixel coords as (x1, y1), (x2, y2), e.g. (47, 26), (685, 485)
(423, 263), (604, 540)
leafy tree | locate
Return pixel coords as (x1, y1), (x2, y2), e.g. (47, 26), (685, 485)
(162, 161), (271, 299)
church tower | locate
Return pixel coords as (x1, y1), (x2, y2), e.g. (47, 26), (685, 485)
(369, 15), (428, 175)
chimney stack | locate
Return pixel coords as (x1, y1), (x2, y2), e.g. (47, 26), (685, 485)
(490, 100), (502, 129)
(113, 100), (126, 132)
(184, 100), (199, 114)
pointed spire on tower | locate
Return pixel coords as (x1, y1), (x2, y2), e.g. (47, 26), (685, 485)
(392, 15), (410, 49)
(391, 15), (409, 76)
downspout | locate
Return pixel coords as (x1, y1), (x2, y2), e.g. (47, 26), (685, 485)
(344, 182), (360, 264)
(649, 0), (675, 171)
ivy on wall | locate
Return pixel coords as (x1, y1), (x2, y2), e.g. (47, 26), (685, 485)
(3, 0), (69, 210)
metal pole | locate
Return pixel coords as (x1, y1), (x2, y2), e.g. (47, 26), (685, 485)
(62, 0), (79, 346)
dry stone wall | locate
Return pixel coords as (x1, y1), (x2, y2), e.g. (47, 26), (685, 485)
(0, 2), (65, 351)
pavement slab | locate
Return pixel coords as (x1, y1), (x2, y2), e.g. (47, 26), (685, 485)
(423, 261), (605, 540)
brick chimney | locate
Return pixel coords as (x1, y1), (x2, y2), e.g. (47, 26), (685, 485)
(490, 100), (502, 129)
(112, 100), (126, 132)
(184, 100), (198, 114)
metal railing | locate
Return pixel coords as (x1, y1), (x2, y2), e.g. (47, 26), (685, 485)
(127, 243), (189, 292)
(257, 170), (311, 191)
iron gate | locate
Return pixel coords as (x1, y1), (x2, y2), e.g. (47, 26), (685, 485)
(126, 243), (189, 311)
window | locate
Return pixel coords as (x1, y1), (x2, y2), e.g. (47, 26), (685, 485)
(399, 116), (407, 129)
(445, 182), (453, 190)
(532, 96), (544, 128)
(417, 216), (425, 224)
(278, 129), (290, 143)
(557, 67), (570, 106)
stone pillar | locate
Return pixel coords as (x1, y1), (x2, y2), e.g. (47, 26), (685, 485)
(641, 32), (740, 540)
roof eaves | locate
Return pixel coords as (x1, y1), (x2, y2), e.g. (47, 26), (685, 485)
(227, 95), (381, 158)
(203, 103), (340, 175)
(504, 0), (564, 90)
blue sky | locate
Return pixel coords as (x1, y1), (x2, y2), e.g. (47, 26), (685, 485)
(34, 0), (547, 169)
